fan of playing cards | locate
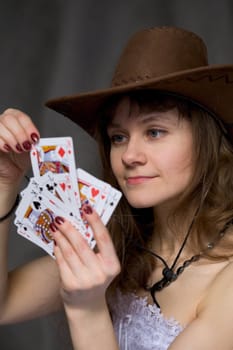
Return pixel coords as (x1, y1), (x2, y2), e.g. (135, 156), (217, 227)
(14, 137), (122, 258)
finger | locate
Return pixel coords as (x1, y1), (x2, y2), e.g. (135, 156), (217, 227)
(0, 123), (28, 153)
(53, 243), (79, 289)
(54, 245), (86, 293)
(82, 205), (120, 265)
(1, 109), (40, 150)
(0, 123), (16, 152)
(53, 225), (114, 296)
(53, 230), (88, 287)
(53, 217), (98, 270)
(11, 109), (40, 144)
(0, 113), (31, 152)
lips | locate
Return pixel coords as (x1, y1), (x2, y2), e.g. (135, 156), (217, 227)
(126, 176), (156, 185)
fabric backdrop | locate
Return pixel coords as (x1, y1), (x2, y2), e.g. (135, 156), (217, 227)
(0, 0), (232, 348)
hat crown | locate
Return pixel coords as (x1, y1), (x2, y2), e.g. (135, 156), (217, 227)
(112, 27), (208, 87)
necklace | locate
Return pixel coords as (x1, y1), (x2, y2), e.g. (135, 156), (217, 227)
(139, 217), (233, 308)
(113, 212), (233, 308)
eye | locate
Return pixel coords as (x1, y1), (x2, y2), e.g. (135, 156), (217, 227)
(147, 128), (166, 139)
(109, 133), (127, 144)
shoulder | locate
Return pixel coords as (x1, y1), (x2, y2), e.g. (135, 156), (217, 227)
(197, 259), (233, 316)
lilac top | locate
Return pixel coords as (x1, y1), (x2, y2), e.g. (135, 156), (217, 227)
(109, 290), (184, 350)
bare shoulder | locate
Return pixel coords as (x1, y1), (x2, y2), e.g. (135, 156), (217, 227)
(169, 260), (233, 350)
(198, 259), (233, 316)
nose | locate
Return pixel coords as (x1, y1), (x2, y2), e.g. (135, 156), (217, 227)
(121, 137), (147, 166)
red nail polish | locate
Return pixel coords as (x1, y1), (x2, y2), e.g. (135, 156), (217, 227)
(49, 222), (57, 232)
(83, 205), (93, 215)
(31, 133), (39, 143)
(3, 144), (11, 151)
(22, 141), (32, 151)
(54, 240), (57, 246)
(16, 143), (23, 152)
(55, 216), (65, 225)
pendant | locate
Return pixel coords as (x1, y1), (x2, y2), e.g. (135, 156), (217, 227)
(162, 267), (177, 282)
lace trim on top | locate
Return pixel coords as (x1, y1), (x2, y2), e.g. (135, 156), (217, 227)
(109, 290), (184, 350)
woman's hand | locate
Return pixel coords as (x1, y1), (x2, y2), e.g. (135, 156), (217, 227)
(0, 108), (40, 190)
(51, 205), (121, 312)
(51, 207), (121, 350)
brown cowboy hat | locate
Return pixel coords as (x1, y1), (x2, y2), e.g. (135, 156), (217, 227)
(45, 26), (233, 138)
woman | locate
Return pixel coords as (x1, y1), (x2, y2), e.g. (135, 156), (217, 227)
(1, 26), (233, 349)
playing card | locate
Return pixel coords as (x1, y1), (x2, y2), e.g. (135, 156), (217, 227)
(15, 183), (94, 257)
(30, 137), (81, 210)
(100, 186), (122, 225)
(37, 171), (71, 206)
(35, 172), (78, 216)
(14, 192), (57, 257)
(77, 168), (111, 215)
(76, 168), (122, 242)
(15, 137), (122, 258)
(17, 223), (54, 257)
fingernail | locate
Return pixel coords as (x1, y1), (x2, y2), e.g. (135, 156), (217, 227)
(83, 205), (93, 215)
(54, 240), (57, 246)
(31, 133), (39, 143)
(55, 216), (65, 225)
(49, 222), (57, 232)
(16, 143), (23, 152)
(22, 141), (32, 151)
(3, 144), (11, 151)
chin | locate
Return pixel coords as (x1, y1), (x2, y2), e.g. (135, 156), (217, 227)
(126, 197), (156, 209)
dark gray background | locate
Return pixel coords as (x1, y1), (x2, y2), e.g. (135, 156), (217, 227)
(0, 1), (232, 348)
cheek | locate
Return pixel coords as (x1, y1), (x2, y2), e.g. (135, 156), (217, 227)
(164, 119), (195, 176)
(110, 149), (121, 178)
(160, 142), (194, 179)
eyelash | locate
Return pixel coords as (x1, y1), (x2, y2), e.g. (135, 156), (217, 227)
(109, 134), (126, 144)
(147, 128), (166, 138)
(109, 128), (166, 144)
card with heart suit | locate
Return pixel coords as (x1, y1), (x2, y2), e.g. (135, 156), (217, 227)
(15, 181), (92, 258)
(77, 168), (111, 216)
(77, 168), (111, 240)
(14, 137), (122, 257)
(19, 175), (86, 231)
(30, 137), (81, 210)
(20, 172), (70, 207)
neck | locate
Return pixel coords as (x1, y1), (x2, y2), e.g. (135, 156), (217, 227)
(151, 203), (198, 258)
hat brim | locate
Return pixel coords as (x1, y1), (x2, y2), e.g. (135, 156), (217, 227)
(45, 64), (233, 137)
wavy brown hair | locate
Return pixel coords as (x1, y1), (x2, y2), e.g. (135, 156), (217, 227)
(94, 90), (233, 295)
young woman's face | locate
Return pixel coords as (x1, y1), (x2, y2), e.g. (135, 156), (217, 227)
(107, 97), (194, 210)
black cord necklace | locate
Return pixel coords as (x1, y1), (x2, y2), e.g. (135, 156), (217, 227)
(138, 217), (233, 308)
(113, 211), (199, 308)
(139, 213), (197, 308)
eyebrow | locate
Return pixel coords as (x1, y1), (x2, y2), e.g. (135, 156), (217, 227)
(140, 113), (171, 123)
(108, 112), (175, 128)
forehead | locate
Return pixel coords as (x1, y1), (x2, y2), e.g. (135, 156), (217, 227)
(111, 96), (180, 125)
